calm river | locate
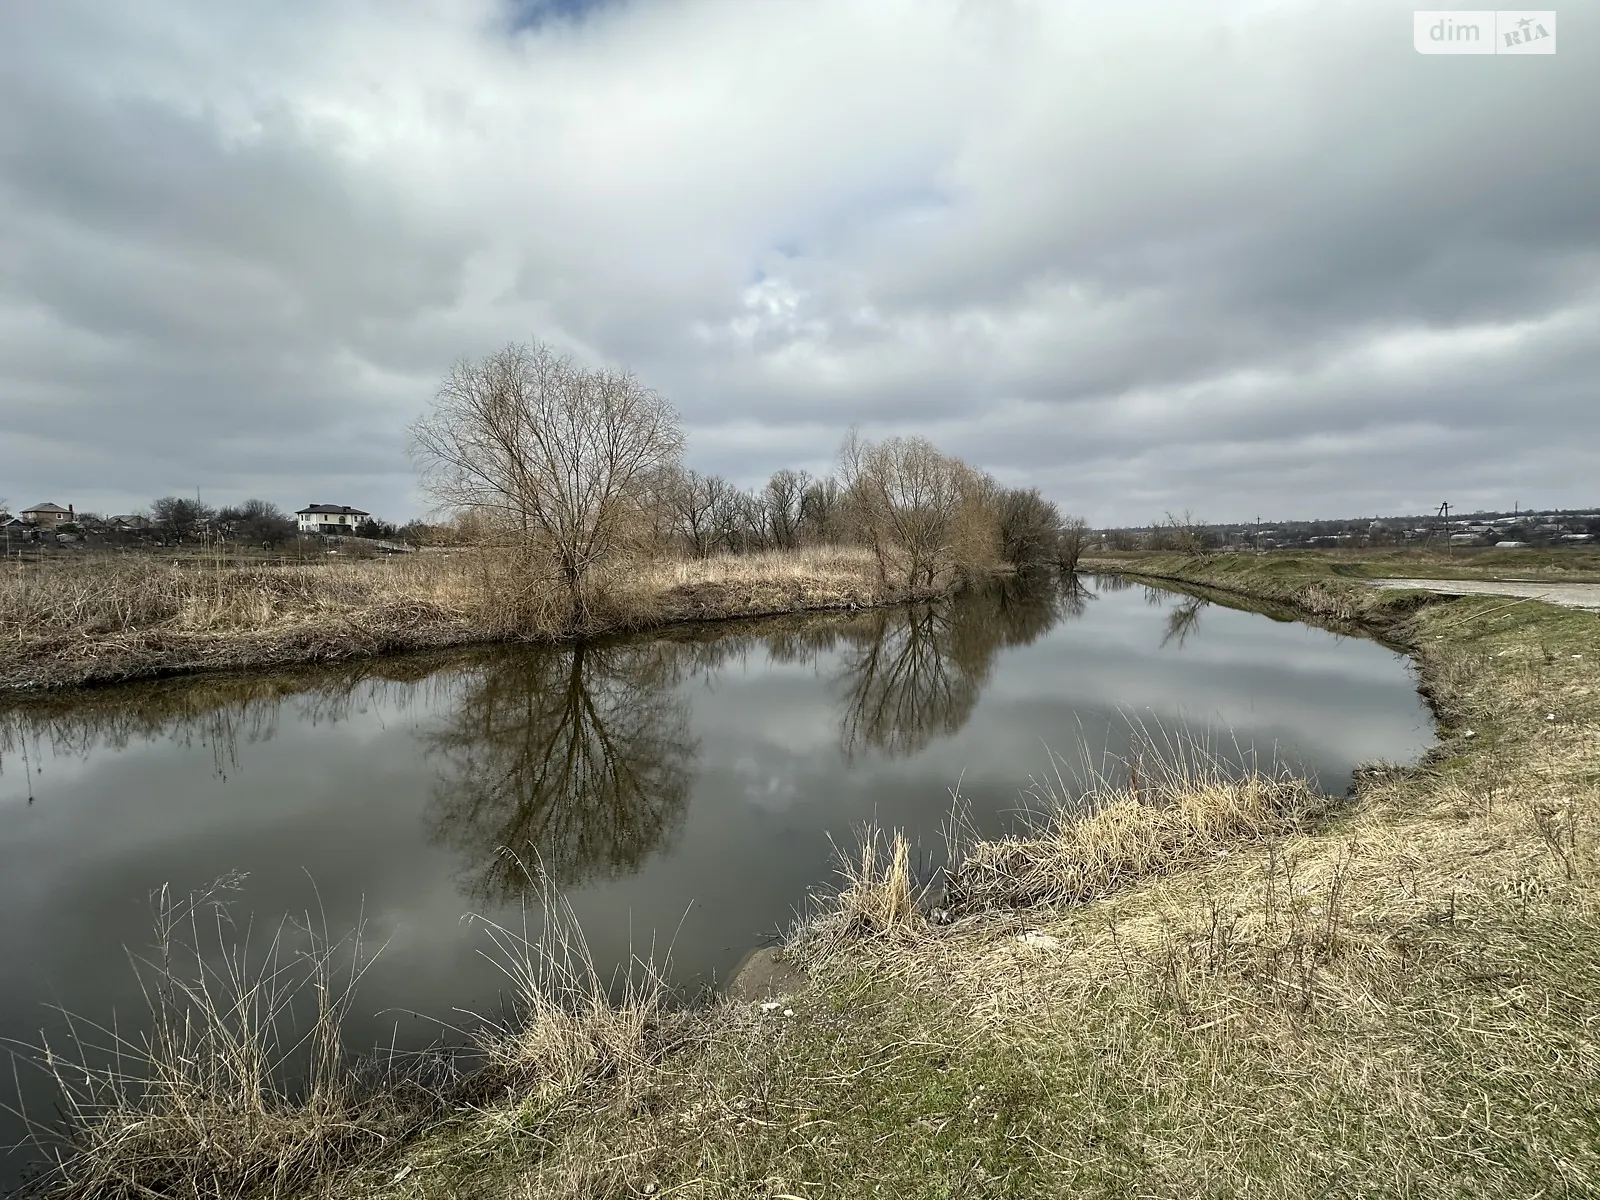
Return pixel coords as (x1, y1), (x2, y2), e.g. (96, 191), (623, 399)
(0, 576), (1432, 1188)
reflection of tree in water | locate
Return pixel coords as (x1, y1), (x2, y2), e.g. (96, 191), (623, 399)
(1094, 573), (1135, 593)
(762, 622), (857, 668)
(1112, 582), (1211, 649)
(422, 643), (695, 902)
(0, 660), (444, 783)
(836, 605), (984, 759)
(834, 573), (1088, 760)
(1060, 575), (1093, 620)
(2, 576), (1091, 892)
(997, 570), (1091, 645)
(1161, 596), (1210, 650)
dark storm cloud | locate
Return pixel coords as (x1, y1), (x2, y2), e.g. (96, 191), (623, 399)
(0, 0), (1595, 524)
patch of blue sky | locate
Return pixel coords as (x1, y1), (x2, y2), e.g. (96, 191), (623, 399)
(504, 0), (615, 33)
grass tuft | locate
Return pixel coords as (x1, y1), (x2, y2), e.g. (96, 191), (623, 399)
(833, 828), (923, 936)
(946, 761), (1325, 915)
(11, 876), (412, 1200)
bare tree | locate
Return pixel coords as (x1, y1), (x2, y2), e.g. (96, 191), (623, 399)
(150, 496), (215, 544)
(1058, 515), (1090, 573)
(741, 491), (772, 553)
(995, 487), (1063, 568)
(216, 499), (295, 547)
(1163, 509), (1214, 559)
(410, 341), (685, 624)
(839, 434), (991, 589)
(798, 475), (844, 544)
(764, 469), (810, 550)
(707, 485), (769, 554)
(699, 475), (740, 553)
(662, 468), (718, 558)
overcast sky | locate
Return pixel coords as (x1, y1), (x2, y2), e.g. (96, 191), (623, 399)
(1, 0), (1594, 526)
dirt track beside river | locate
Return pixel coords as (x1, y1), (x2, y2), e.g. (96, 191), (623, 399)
(1372, 578), (1600, 611)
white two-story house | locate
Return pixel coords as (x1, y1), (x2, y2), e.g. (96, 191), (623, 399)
(296, 503), (370, 535)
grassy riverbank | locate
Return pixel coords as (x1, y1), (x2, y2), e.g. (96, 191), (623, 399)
(27, 553), (1600, 1198)
(0, 548), (932, 691)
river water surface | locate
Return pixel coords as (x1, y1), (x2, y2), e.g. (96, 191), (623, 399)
(0, 577), (1432, 1187)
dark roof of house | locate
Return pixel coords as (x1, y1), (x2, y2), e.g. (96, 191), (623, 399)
(23, 502), (70, 514)
(297, 504), (370, 516)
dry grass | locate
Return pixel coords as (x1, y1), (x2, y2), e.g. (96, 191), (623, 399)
(25, 553), (1600, 1198)
(11, 876), (413, 1200)
(15, 873), (685, 1200)
(0, 546), (912, 691)
(337, 554), (1600, 1200)
(944, 763), (1324, 915)
(632, 546), (883, 592)
(454, 883), (681, 1114)
(796, 827), (925, 956)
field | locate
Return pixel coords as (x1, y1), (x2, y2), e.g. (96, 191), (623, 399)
(19, 551), (1600, 1199)
(0, 547), (921, 691)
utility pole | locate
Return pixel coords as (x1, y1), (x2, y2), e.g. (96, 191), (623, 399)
(1438, 501), (1452, 555)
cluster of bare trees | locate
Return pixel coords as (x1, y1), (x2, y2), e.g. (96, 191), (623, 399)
(1101, 511), (1215, 557)
(410, 340), (1089, 625)
(645, 466), (853, 559)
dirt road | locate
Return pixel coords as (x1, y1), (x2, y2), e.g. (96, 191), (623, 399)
(1372, 578), (1600, 611)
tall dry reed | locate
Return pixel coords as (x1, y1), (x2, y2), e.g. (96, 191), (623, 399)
(11, 875), (403, 1200)
(943, 728), (1325, 914)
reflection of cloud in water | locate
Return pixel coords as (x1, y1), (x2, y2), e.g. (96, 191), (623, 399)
(729, 754), (801, 812)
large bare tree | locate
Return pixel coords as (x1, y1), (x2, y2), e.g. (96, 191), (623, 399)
(410, 341), (684, 623)
(764, 468), (810, 550)
(839, 432), (992, 589)
(150, 496), (215, 544)
(662, 467), (720, 558)
(995, 487), (1063, 567)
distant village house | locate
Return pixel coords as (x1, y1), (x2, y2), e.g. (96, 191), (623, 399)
(21, 502), (75, 529)
(296, 503), (370, 535)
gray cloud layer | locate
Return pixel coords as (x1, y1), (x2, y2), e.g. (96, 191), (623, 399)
(2, 0), (1595, 525)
